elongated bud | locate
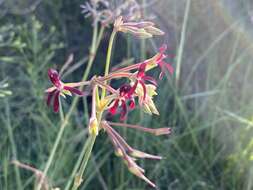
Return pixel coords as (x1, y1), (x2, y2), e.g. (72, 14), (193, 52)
(115, 148), (124, 157)
(153, 128), (171, 136)
(133, 30), (153, 38)
(130, 149), (162, 160)
(123, 21), (154, 28)
(125, 156), (145, 173)
(145, 26), (165, 35)
(128, 163), (156, 188)
(89, 117), (99, 136)
(114, 16), (163, 39)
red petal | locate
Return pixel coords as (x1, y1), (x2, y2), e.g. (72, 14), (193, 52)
(137, 63), (146, 78)
(129, 99), (135, 109)
(47, 90), (56, 106)
(63, 86), (84, 96)
(165, 62), (174, 74)
(158, 61), (174, 79)
(48, 68), (61, 88)
(120, 100), (127, 121)
(142, 76), (157, 86)
(128, 81), (138, 96)
(139, 80), (147, 100)
(159, 44), (167, 53)
(109, 99), (119, 115)
(159, 72), (164, 80)
(53, 91), (60, 113)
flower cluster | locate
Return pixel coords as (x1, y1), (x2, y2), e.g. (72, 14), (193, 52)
(45, 15), (174, 189)
(81, 0), (141, 26)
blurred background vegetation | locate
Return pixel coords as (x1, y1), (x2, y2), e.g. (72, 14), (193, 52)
(1, 0), (253, 189)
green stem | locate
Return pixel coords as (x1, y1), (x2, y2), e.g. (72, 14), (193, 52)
(82, 24), (99, 81)
(101, 30), (117, 99)
(36, 23), (103, 190)
(71, 134), (97, 190)
(64, 135), (92, 190)
(175, 0), (191, 88)
(4, 101), (22, 190)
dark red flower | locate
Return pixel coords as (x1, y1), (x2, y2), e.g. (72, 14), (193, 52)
(109, 84), (135, 121)
(46, 68), (84, 112)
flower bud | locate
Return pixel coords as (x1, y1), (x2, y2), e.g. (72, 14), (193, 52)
(89, 117), (99, 136)
(74, 175), (83, 188)
(130, 149), (162, 160)
(145, 26), (165, 35)
(114, 16), (164, 39)
(115, 148), (124, 157)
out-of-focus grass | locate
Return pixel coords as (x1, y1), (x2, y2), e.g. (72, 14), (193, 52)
(1, 0), (253, 190)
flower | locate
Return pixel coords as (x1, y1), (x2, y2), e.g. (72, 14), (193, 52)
(114, 16), (164, 38)
(109, 84), (135, 121)
(46, 68), (84, 112)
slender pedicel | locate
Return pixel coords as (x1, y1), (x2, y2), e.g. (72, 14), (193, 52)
(107, 121), (171, 136)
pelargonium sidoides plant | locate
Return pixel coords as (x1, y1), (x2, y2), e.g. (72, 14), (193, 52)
(45, 16), (173, 189)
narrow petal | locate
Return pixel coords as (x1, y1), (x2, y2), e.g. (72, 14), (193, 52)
(142, 76), (157, 86)
(129, 80), (138, 96)
(45, 86), (56, 93)
(139, 80), (147, 100)
(48, 68), (62, 88)
(53, 91), (60, 113)
(46, 90), (56, 106)
(137, 63), (147, 78)
(159, 72), (164, 80)
(129, 98), (135, 109)
(63, 86), (84, 96)
(159, 44), (167, 53)
(165, 62), (174, 74)
(109, 99), (119, 115)
(120, 100), (127, 121)
(158, 61), (174, 79)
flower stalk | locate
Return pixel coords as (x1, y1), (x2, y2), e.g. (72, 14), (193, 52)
(102, 29), (117, 99)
